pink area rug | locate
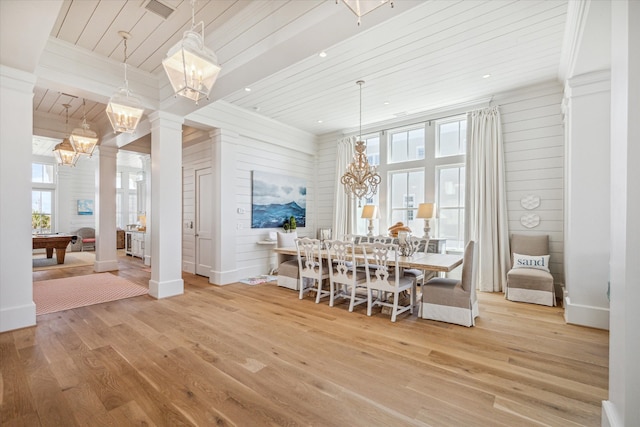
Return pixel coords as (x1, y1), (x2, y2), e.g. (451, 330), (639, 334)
(34, 273), (148, 315)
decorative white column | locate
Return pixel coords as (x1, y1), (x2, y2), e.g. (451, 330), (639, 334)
(563, 71), (611, 330)
(143, 155), (152, 266)
(604, 1), (640, 425)
(210, 128), (238, 285)
(148, 111), (184, 298)
(0, 66), (37, 332)
(94, 145), (119, 272)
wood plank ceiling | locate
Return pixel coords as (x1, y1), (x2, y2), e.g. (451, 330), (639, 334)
(33, 0), (569, 154)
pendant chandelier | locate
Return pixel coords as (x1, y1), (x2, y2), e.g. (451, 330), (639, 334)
(69, 98), (99, 157)
(162, 0), (221, 104)
(340, 80), (381, 207)
(106, 31), (144, 134)
(338, 0), (394, 25)
(53, 104), (80, 167)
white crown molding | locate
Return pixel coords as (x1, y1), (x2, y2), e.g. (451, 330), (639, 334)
(558, 0), (590, 82)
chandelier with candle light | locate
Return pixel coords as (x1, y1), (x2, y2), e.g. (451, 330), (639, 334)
(106, 31), (144, 133)
(69, 98), (99, 157)
(53, 103), (80, 167)
(162, 0), (221, 104)
(341, 80), (381, 207)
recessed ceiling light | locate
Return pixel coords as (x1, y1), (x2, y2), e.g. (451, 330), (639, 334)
(244, 87), (251, 92)
(319, 51), (327, 58)
(383, 101), (390, 105)
(317, 120), (323, 123)
(482, 74), (491, 79)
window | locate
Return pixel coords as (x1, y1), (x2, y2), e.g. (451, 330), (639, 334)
(32, 163), (54, 184)
(389, 169), (424, 232)
(389, 127), (425, 163)
(436, 117), (466, 157)
(128, 193), (138, 225)
(116, 192), (123, 229)
(364, 135), (380, 166)
(32, 162), (55, 234)
(116, 170), (141, 228)
(437, 165), (465, 250)
(32, 190), (53, 233)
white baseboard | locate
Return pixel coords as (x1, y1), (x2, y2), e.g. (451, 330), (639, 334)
(209, 268), (240, 286)
(182, 261), (195, 274)
(149, 279), (184, 299)
(0, 302), (36, 332)
(94, 259), (119, 272)
(602, 400), (622, 427)
(564, 296), (610, 330)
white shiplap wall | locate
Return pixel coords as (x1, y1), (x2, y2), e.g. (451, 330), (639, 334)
(182, 137), (316, 278)
(316, 80), (565, 287)
(499, 81), (565, 287)
(55, 155), (97, 251)
(183, 102), (318, 280)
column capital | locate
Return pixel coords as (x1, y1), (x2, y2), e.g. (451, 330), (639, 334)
(0, 65), (36, 94)
(148, 111), (184, 127)
(96, 145), (118, 159)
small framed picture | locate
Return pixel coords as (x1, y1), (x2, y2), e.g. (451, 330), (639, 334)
(77, 199), (94, 215)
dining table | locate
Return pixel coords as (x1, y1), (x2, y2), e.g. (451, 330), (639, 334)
(272, 245), (463, 311)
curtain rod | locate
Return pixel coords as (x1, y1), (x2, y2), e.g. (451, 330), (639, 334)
(351, 97), (495, 137)
(385, 97), (496, 131)
(391, 112), (468, 131)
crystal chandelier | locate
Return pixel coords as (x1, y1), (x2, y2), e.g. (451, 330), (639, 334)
(162, 0), (221, 104)
(106, 31), (144, 133)
(338, 0), (394, 25)
(53, 104), (80, 167)
(70, 98), (99, 157)
(341, 80), (381, 207)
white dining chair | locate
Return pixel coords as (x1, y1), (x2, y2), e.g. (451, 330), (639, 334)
(362, 242), (414, 322)
(325, 239), (368, 311)
(295, 237), (331, 302)
(403, 236), (430, 287)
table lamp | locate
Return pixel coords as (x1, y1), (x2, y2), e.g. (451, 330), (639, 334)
(361, 205), (378, 236)
(416, 202), (435, 239)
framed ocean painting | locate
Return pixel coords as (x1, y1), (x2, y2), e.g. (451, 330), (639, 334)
(77, 199), (94, 215)
(251, 171), (306, 229)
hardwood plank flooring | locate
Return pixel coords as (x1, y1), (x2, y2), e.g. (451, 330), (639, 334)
(0, 253), (609, 426)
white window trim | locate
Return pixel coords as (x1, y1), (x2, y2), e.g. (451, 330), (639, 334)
(435, 162), (465, 250)
(435, 115), (467, 159)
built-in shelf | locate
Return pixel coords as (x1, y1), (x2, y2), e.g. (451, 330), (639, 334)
(257, 240), (277, 245)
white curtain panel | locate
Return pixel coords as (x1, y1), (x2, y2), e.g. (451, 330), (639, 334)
(464, 106), (511, 292)
(333, 136), (357, 239)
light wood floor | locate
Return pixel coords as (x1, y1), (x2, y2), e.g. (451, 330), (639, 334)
(1, 254), (608, 426)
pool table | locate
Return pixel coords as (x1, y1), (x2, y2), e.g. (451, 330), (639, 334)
(32, 234), (75, 264)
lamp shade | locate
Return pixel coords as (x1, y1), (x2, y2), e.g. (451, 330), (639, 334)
(162, 30), (221, 103)
(361, 205), (378, 219)
(416, 203), (435, 219)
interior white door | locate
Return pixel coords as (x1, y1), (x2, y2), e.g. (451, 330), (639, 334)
(195, 167), (213, 277)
